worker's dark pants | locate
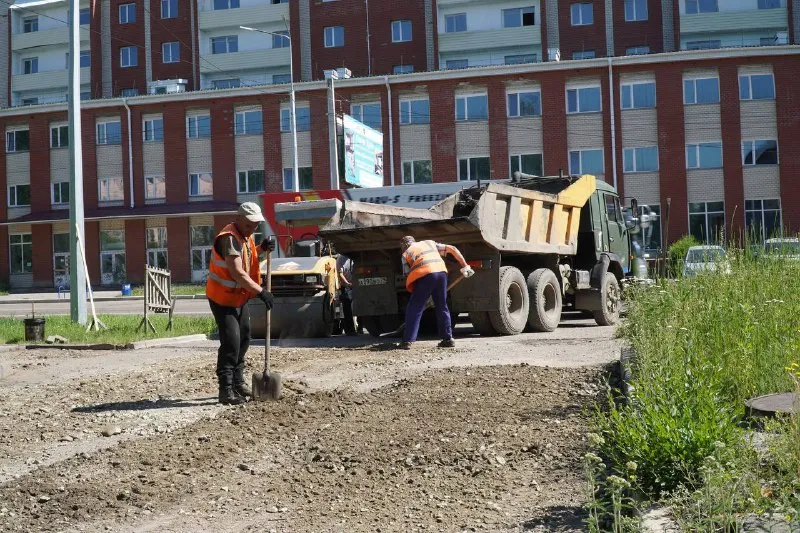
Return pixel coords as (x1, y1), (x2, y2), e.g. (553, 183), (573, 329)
(403, 271), (452, 343)
(340, 289), (356, 335)
(209, 300), (251, 388)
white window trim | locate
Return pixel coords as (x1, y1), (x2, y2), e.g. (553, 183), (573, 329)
(444, 13), (467, 33)
(571, 3), (593, 25)
(622, 146), (660, 173)
(620, 81), (656, 109)
(144, 175), (166, 199)
(683, 76), (720, 105)
(189, 172), (212, 197)
(739, 73), (775, 101)
(455, 93), (489, 122)
(391, 20), (412, 43)
(162, 42), (179, 64)
(51, 181), (69, 204)
(280, 106), (310, 132)
(685, 141), (723, 169)
(351, 101), (382, 128)
(401, 159), (432, 184)
(120, 46), (137, 67)
(237, 169), (265, 193)
(119, 3), (135, 23)
(509, 153), (544, 175)
(324, 26), (343, 48)
(506, 89), (542, 118)
(399, 98), (429, 125)
(98, 177), (124, 201)
(50, 124), (68, 148)
(8, 184), (31, 207)
(234, 109), (262, 135)
(96, 120), (121, 145)
(9, 232), (33, 275)
(624, 0), (648, 21)
(565, 84), (602, 114)
(741, 139), (779, 166)
(143, 117), (163, 142)
(186, 114), (210, 138)
(457, 155), (490, 181)
(569, 148), (605, 175)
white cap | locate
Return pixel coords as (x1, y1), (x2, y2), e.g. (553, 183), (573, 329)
(238, 202), (265, 223)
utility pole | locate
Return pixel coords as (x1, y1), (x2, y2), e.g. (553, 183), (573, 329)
(68, 0), (86, 324)
(326, 68), (340, 190)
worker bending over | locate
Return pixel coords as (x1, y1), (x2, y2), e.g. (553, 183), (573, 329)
(399, 236), (474, 350)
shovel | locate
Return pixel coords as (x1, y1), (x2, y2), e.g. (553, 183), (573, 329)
(380, 273), (466, 338)
(252, 247), (282, 401)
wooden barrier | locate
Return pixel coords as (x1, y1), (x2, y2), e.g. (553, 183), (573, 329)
(137, 266), (175, 334)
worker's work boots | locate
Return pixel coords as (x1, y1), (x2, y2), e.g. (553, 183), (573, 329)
(218, 387), (245, 405)
(234, 382), (253, 399)
(438, 338), (456, 348)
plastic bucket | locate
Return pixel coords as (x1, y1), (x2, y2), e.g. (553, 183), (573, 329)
(121, 283), (132, 296)
(23, 317), (45, 342)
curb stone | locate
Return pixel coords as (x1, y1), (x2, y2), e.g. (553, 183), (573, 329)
(19, 334), (209, 351)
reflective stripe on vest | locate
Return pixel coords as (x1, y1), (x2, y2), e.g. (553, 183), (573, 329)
(403, 240), (447, 292)
(205, 224), (261, 307)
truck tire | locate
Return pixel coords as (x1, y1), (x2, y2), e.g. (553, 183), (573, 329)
(489, 266), (529, 335)
(527, 268), (562, 332)
(469, 312), (497, 336)
(593, 273), (621, 326)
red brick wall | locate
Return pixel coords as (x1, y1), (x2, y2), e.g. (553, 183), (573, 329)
(29, 115), (52, 213)
(611, 69), (625, 198)
(120, 108), (132, 206)
(289, 0), (302, 81)
(368, 0), (429, 76)
(600, 71), (614, 187)
(213, 214), (230, 233)
(125, 218), (146, 283)
(613, 0), (664, 56)
(309, 0), (369, 79)
(90, 0), (103, 97)
(389, 86), (402, 184)
(0, 117), (6, 221)
(84, 221), (100, 282)
(260, 95), (283, 193)
(672, 0), (681, 52)
(539, 0), (549, 62)
(31, 224), (52, 286)
(130, 107), (145, 206)
(540, 72), (568, 175)
(0, 226), (8, 285)
(150, 0), (197, 89)
(167, 217), (190, 282)
(427, 80), (456, 183)
(789, 0), (795, 44)
(774, 56), (800, 230)
(487, 79), (509, 180)
(655, 65), (688, 242)
(557, 0), (608, 59)
(719, 64), (745, 239)
(110, 0), (147, 95)
(309, 90), (332, 190)
(163, 103), (188, 203)
(81, 109), (99, 210)
(210, 100), (236, 202)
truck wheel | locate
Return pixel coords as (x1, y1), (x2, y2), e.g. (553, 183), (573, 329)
(527, 268), (562, 332)
(469, 312), (497, 336)
(593, 273), (621, 326)
(489, 266), (529, 335)
(360, 316), (384, 338)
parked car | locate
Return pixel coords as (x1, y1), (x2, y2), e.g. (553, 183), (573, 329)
(682, 245), (731, 277)
(763, 237), (800, 260)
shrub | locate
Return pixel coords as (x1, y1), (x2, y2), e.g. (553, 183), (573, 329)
(667, 235), (700, 277)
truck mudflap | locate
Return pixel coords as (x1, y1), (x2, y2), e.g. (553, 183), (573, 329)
(574, 254), (611, 311)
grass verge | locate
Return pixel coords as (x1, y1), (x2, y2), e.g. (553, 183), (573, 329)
(588, 252), (800, 530)
(0, 314), (216, 345)
(131, 283), (206, 297)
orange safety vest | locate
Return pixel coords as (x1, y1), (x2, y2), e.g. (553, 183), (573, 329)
(402, 240), (447, 292)
(205, 224), (261, 308)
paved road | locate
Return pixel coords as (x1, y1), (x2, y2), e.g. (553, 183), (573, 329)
(0, 298), (211, 317)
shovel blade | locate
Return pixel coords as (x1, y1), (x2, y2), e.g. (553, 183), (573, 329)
(252, 371), (282, 401)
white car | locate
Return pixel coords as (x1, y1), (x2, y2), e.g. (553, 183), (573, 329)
(682, 245), (731, 277)
(764, 238), (800, 260)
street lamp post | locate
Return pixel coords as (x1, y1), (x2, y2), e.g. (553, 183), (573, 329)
(240, 25), (299, 193)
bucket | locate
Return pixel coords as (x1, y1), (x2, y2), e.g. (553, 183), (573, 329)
(23, 317), (45, 342)
(121, 283), (132, 296)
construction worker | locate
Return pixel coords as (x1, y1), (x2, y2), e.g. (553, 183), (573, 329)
(336, 253), (357, 336)
(206, 202), (275, 405)
(399, 236), (474, 350)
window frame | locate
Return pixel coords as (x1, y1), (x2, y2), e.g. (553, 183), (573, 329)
(683, 76), (720, 105)
(568, 148), (605, 175)
(98, 177), (124, 202)
(186, 114), (211, 138)
(237, 169), (266, 193)
(506, 89), (542, 118)
(739, 73), (775, 101)
(234, 109), (263, 136)
(624, 0), (648, 21)
(457, 156), (491, 181)
(622, 146), (659, 173)
(566, 85), (602, 114)
(282, 167), (314, 191)
(626, 45), (650, 55)
(688, 201), (726, 244)
(22, 16), (38, 33)
(401, 159), (433, 184)
(570, 2), (593, 25)
(144, 175), (166, 199)
(620, 80), (656, 109)
(350, 102), (382, 130)
(8, 184), (31, 207)
(741, 139), (779, 166)
(399, 98), (430, 125)
(211, 35), (238, 54)
(162, 41), (180, 64)
(51, 124), (69, 148)
(391, 20), (412, 43)
(120, 46), (138, 68)
(572, 50), (595, 60)
(52, 181), (70, 204)
(509, 153), (544, 177)
(6, 129), (30, 152)
(146, 227), (169, 269)
(118, 3), (136, 24)
(161, 0), (177, 18)
(444, 13), (467, 33)
(9, 233), (33, 275)
(686, 142), (723, 169)
(685, 0), (719, 14)
(502, 6), (535, 28)
(22, 57), (38, 75)
(324, 26), (344, 48)
(96, 120), (122, 145)
(280, 106), (311, 132)
(189, 172), (213, 197)
(143, 117), (163, 142)
(745, 199), (782, 241)
(455, 93), (489, 122)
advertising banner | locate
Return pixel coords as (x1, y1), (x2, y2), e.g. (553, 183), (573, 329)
(342, 114), (384, 188)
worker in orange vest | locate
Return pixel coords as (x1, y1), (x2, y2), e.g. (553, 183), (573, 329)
(206, 202), (275, 405)
(399, 236), (474, 350)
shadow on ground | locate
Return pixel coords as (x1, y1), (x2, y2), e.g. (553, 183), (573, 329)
(522, 505), (586, 531)
(72, 397), (218, 413)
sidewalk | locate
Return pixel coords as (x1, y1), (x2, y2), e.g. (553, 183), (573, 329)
(0, 290), (207, 305)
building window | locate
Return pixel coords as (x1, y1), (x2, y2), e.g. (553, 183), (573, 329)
(685, 0), (718, 14)
(507, 90), (541, 117)
(119, 3), (136, 24)
(392, 20), (412, 42)
(213, 0), (239, 9)
(739, 74), (775, 100)
(742, 140), (778, 166)
(96, 121), (122, 145)
(393, 65), (414, 74)
(351, 102), (382, 130)
(745, 199), (781, 241)
(624, 0), (648, 21)
(272, 74), (291, 84)
(120, 88), (138, 97)
(211, 36), (238, 54)
(53, 233), (69, 283)
(81, 91), (91, 101)
(23, 57), (38, 74)
(510, 154), (543, 177)
(445, 13), (467, 33)
(445, 59), (469, 69)
(52, 182), (69, 204)
(569, 149), (604, 175)
(455, 94), (488, 121)
(758, 0), (782, 8)
(100, 230), (126, 284)
(162, 42), (179, 63)
(280, 107), (311, 132)
(572, 50), (595, 60)
(120, 46), (137, 67)
(626, 45), (650, 55)
(639, 204), (662, 252)
(187, 115), (211, 138)
(161, 0), (177, 18)
(272, 31), (289, 49)
(566, 86), (601, 113)
(623, 146), (659, 172)
(212, 78), (240, 89)
(458, 157), (490, 181)
(621, 81), (656, 109)
(98, 177), (124, 201)
(146, 227), (168, 269)
(22, 16), (38, 33)
(51, 125), (69, 148)
(145, 176), (165, 199)
(79, 50), (90, 68)
(189, 172), (213, 196)
(570, 3), (593, 25)
(399, 98), (430, 125)
(6, 129), (30, 152)
(10, 234), (33, 274)
(237, 169), (265, 193)
(191, 226), (214, 281)
(686, 142), (722, 169)
(79, 8), (90, 24)
(402, 160), (432, 184)
(502, 6), (535, 27)
(686, 40), (720, 50)
(21, 98), (38, 106)
(505, 54), (537, 65)
(282, 167), (313, 191)
(683, 77), (719, 104)
(143, 117), (163, 142)
(689, 202), (725, 243)
(324, 26), (344, 48)
(8, 184), (31, 207)
(234, 109), (263, 135)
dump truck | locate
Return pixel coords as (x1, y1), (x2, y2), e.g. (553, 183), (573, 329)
(272, 174), (644, 337)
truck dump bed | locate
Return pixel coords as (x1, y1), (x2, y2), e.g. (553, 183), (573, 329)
(314, 174), (597, 255)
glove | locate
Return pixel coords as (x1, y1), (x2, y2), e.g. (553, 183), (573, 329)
(257, 290), (274, 310)
(260, 237), (276, 252)
(460, 266), (475, 279)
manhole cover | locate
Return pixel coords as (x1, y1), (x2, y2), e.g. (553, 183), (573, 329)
(745, 392), (799, 418)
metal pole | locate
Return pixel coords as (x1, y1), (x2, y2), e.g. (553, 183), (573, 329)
(364, 0), (371, 77)
(68, 0), (87, 324)
(328, 74), (340, 190)
(288, 32), (299, 193)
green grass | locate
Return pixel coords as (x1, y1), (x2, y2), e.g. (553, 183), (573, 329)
(589, 250), (800, 528)
(1, 314), (216, 345)
(130, 283), (206, 297)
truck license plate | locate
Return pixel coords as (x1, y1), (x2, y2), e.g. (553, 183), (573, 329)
(358, 276), (388, 286)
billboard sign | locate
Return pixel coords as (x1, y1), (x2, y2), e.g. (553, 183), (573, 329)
(342, 114), (384, 188)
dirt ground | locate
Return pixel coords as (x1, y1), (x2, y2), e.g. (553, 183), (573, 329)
(0, 317), (620, 532)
